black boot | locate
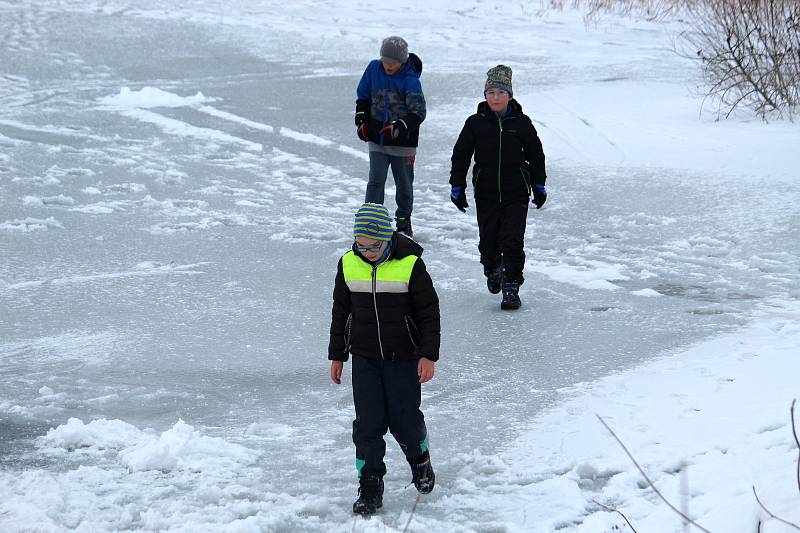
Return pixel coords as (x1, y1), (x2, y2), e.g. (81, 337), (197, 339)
(353, 475), (384, 515)
(500, 282), (521, 310)
(485, 265), (503, 295)
(408, 450), (435, 494)
(396, 216), (413, 238)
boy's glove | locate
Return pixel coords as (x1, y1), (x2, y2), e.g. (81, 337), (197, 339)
(378, 120), (407, 140)
(532, 184), (547, 209)
(354, 111), (367, 127)
(357, 124), (369, 142)
(450, 186), (468, 212)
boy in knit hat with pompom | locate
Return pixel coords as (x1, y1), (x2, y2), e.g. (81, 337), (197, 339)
(328, 202), (440, 515)
(355, 37), (426, 238)
(449, 65), (548, 310)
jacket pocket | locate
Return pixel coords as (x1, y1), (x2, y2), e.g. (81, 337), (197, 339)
(343, 313), (353, 354)
(520, 165), (532, 196)
(404, 315), (419, 350)
(471, 167), (481, 188)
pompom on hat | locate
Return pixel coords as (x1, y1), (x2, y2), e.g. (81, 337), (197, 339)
(484, 64), (513, 97)
(380, 36), (409, 65)
(354, 203), (394, 241)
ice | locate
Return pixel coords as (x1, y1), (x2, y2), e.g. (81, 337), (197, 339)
(2, 1), (800, 531)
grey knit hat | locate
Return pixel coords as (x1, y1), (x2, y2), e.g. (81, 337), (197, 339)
(380, 36), (409, 65)
(484, 64), (513, 96)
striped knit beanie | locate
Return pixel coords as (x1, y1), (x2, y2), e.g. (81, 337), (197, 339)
(485, 64), (513, 96)
(353, 203), (393, 241)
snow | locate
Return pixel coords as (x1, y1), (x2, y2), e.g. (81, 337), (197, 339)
(99, 87), (217, 109)
(2, 1), (800, 532)
(450, 300), (800, 531)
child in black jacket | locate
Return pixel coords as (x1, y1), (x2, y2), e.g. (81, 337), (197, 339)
(328, 203), (440, 515)
(449, 65), (548, 310)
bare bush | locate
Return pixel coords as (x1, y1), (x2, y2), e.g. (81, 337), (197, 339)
(543, 0), (800, 120)
(683, 0), (800, 120)
(541, 0), (690, 21)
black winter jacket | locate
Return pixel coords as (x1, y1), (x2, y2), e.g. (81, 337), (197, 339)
(328, 233), (440, 362)
(450, 100), (546, 202)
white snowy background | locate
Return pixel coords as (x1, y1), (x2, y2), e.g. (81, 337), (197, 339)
(1, 1), (800, 531)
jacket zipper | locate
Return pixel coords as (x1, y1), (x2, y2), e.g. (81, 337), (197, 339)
(497, 115), (504, 202)
(371, 264), (385, 359)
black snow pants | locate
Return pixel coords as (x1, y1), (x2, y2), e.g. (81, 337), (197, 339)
(475, 197), (529, 284)
(352, 354), (428, 479)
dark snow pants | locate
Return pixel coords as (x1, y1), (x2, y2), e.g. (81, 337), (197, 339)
(352, 354), (428, 479)
(475, 197), (529, 284)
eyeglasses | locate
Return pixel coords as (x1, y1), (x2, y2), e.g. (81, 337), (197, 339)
(485, 89), (509, 98)
(354, 240), (384, 253)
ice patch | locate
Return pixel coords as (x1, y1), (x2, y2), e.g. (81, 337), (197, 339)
(4, 262), (209, 291)
(0, 330), (128, 365)
(527, 259), (630, 291)
(120, 420), (259, 473)
(21, 194), (76, 206)
(12, 175), (61, 185)
(118, 109), (262, 151)
(245, 421), (296, 440)
(37, 417), (259, 473)
(154, 169), (187, 185)
(0, 217), (63, 232)
(39, 417), (146, 452)
(99, 87), (216, 109)
(70, 202), (123, 214)
(632, 288), (661, 297)
(197, 105), (274, 133)
(279, 127), (333, 147)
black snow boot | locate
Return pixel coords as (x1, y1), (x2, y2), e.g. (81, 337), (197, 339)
(353, 475), (384, 515)
(408, 451), (435, 494)
(500, 282), (521, 310)
(485, 265), (503, 294)
(396, 216), (413, 238)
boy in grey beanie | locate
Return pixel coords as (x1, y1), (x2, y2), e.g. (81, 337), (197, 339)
(355, 36), (426, 238)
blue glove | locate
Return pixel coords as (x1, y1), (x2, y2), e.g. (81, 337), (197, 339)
(532, 184), (547, 209)
(451, 186), (468, 212)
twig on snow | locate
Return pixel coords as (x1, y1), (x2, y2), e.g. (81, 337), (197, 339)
(402, 492), (421, 533)
(596, 414), (711, 533)
(790, 399), (800, 496)
(591, 499), (639, 532)
(752, 486), (800, 531)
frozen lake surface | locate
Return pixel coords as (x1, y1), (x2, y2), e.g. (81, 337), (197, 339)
(2, 1), (800, 531)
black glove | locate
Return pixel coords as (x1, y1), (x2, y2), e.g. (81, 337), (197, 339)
(354, 111), (367, 127)
(379, 119), (407, 140)
(450, 186), (468, 212)
(532, 184), (547, 209)
(357, 124), (369, 142)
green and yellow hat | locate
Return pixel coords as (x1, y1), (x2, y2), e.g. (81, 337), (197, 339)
(353, 203), (393, 241)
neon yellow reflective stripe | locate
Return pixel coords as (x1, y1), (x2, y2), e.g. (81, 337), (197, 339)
(342, 251), (372, 283)
(376, 255), (417, 282)
(341, 251), (418, 293)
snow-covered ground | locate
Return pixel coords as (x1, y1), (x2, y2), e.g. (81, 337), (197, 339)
(1, 1), (799, 531)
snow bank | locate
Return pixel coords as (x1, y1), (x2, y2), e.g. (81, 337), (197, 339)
(448, 300), (800, 532)
(99, 86), (216, 109)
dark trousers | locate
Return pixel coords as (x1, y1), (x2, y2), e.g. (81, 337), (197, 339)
(475, 198), (529, 284)
(352, 355), (428, 479)
(364, 151), (415, 219)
